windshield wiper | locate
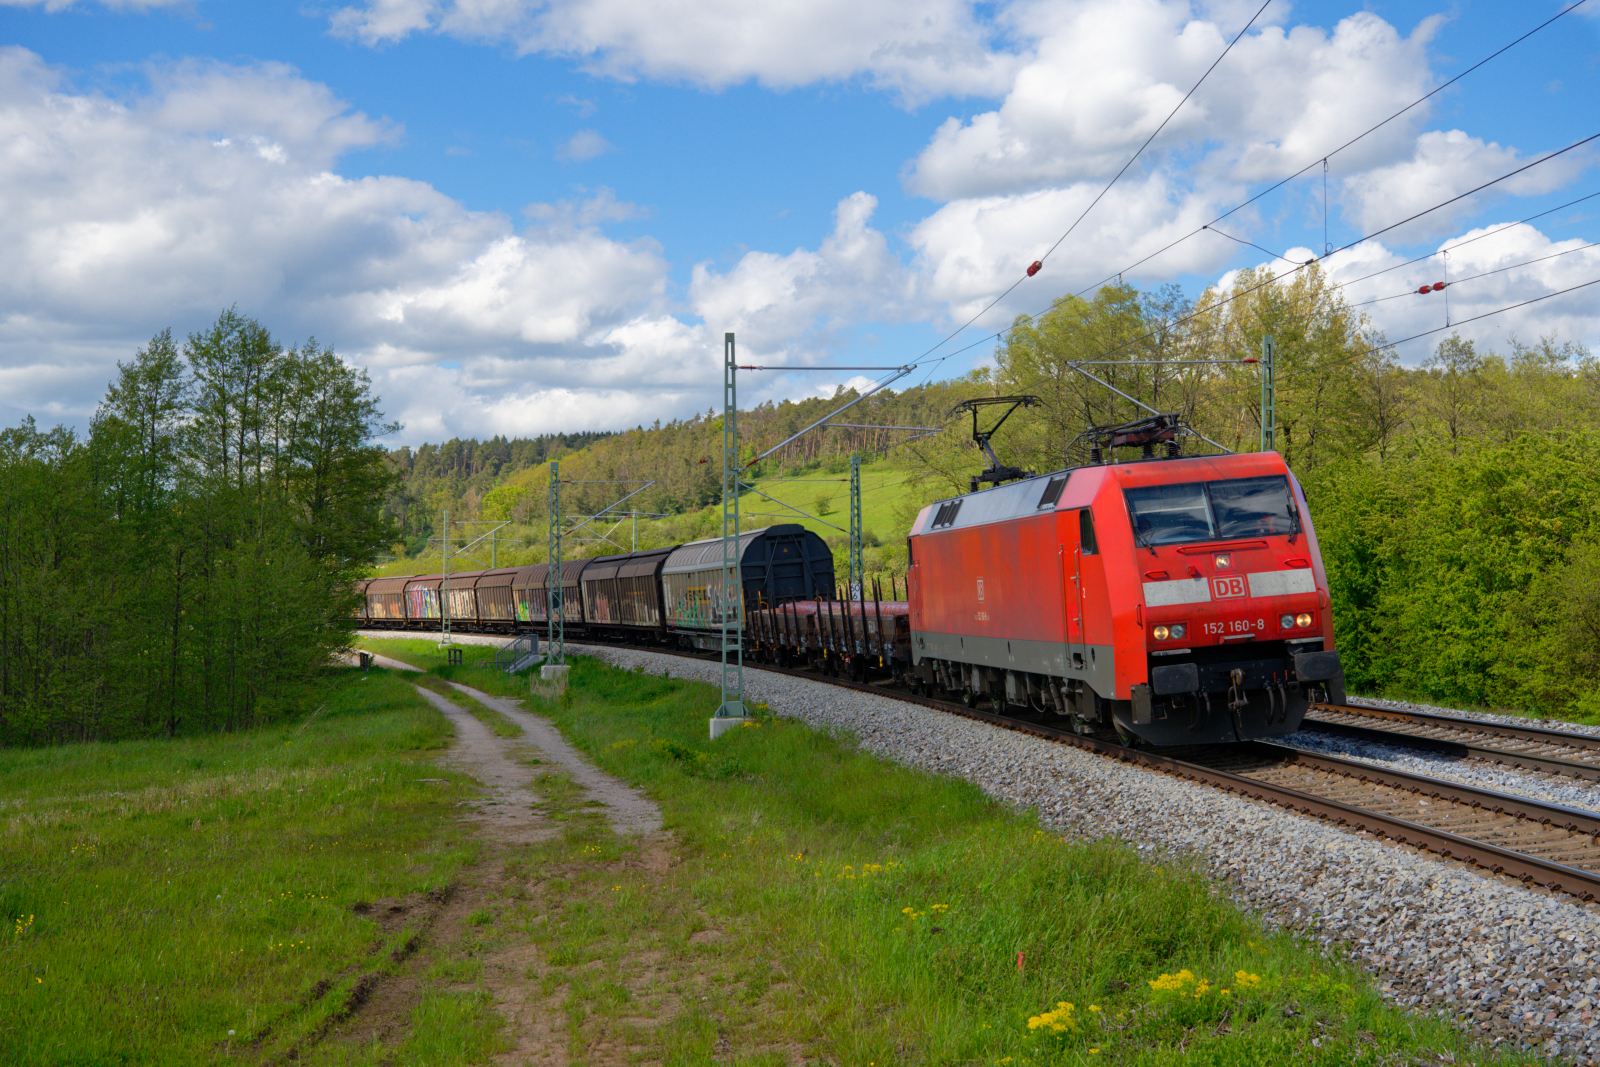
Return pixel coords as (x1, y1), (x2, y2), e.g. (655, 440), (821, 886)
(1134, 526), (1158, 557)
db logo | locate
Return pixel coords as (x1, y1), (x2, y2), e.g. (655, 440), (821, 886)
(1212, 575), (1246, 600)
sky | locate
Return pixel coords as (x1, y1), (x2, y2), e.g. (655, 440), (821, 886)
(1, 0), (1597, 445)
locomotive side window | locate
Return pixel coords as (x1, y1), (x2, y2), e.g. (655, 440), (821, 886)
(1210, 476), (1299, 538)
(1078, 508), (1099, 555)
(1124, 475), (1298, 546)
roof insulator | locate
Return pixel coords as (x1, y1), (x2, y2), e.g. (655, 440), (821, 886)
(1027, 260), (1042, 277)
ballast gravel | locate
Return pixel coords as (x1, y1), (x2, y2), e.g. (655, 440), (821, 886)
(575, 644), (1600, 1064)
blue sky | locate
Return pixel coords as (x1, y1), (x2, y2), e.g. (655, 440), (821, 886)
(1, 0), (1596, 443)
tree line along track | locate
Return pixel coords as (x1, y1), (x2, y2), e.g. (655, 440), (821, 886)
(357, 629), (1600, 901)
(1305, 702), (1600, 782)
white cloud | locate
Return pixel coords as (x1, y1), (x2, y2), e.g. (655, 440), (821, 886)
(523, 187), (645, 225)
(906, 4), (1436, 201)
(329, 0), (1019, 103)
(1340, 130), (1596, 243)
(689, 192), (923, 358)
(557, 93), (597, 117)
(555, 128), (615, 162)
(0, 48), (681, 436)
(0, 49), (937, 441)
(908, 173), (1241, 328)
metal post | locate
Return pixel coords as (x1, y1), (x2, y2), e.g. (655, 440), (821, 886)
(848, 454), (862, 600)
(632, 510), (637, 552)
(1260, 334), (1276, 453)
(546, 462), (565, 669)
(713, 332), (746, 734)
(440, 509), (452, 647)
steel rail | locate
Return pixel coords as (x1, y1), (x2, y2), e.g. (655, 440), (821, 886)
(1331, 700), (1600, 753)
(352, 623), (1600, 899)
(1302, 714), (1600, 782)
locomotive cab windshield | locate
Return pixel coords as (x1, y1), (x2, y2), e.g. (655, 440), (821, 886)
(1125, 475), (1300, 546)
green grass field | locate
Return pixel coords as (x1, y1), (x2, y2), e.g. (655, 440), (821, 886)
(0, 668), (480, 1066)
(5, 633), (1535, 1064)
(358, 638), (1531, 1065)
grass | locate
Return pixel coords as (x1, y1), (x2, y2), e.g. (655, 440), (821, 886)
(362, 638), (1531, 1065)
(0, 667), (478, 1066)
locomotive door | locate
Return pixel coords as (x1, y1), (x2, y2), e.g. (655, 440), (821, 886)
(1062, 508), (1096, 674)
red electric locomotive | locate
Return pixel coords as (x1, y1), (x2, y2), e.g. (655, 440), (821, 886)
(905, 411), (1343, 746)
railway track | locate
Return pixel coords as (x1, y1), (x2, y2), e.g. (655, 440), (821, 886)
(1305, 701), (1600, 781)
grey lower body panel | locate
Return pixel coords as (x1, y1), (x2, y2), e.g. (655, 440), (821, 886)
(912, 629), (1117, 700)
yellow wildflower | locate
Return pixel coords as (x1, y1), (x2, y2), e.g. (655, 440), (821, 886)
(1026, 1001), (1076, 1034)
(1148, 969), (1197, 993)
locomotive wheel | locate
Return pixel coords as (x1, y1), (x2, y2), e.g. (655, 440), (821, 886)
(962, 689), (977, 709)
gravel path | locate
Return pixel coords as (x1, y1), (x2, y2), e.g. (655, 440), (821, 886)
(578, 643), (1600, 1064)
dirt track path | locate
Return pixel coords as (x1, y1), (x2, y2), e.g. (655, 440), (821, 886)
(443, 679), (662, 836)
(322, 658), (670, 1064)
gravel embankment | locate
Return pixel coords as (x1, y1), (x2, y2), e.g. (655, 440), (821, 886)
(578, 644), (1600, 1064)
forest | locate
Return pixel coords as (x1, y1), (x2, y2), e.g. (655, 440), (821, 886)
(0, 311), (397, 745)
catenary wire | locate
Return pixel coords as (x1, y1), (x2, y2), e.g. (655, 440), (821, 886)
(1069, 0), (1594, 300)
(1327, 188), (1600, 293)
(902, 0), (1275, 369)
(1348, 240), (1600, 309)
(1328, 275), (1600, 371)
(997, 131), (1599, 384)
(1204, 225), (1306, 265)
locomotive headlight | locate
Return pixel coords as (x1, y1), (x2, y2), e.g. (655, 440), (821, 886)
(1280, 614), (1295, 629)
(1153, 624), (1170, 641)
(1295, 612), (1314, 628)
(1214, 553), (1232, 570)
(1169, 623), (1186, 639)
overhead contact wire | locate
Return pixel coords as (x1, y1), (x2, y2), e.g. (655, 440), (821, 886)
(1004, 131), (1600, 379)
(1348, 240), (1600, 308)
(1071, 0), (1594, 299)
(1336, 275), (1600, 369)
(1330, 188), (1600, 292)
(904, 0), (1275, 369)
